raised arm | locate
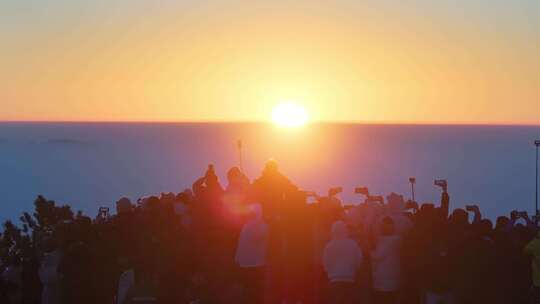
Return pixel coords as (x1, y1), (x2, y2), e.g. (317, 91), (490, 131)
(440, 190), (450, 219)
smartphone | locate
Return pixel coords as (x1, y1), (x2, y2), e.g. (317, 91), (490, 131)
(465, 205), (475, 212)
(409, 177), (416, 184)
(329, 187), (343, 196)
(434, 179), (447, 188)
(368, 195), (384, 204)
(405, 200), (418, 210)
(354, 187), (369, 196)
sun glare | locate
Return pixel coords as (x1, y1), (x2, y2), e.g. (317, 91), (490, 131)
(271, 102), (309, 128)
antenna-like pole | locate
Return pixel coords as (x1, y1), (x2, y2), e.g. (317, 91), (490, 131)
(534, 140), (540, 224)
(409, 177), (416, 201)
(237, 139), (244, 172)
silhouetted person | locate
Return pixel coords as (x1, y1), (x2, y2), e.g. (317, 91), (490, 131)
(252, 159), (297, 221)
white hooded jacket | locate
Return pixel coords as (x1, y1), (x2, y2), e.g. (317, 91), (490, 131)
(235, 204), (268, 268)
(371, 235), (401, 292)
(323, 221), (363, 283)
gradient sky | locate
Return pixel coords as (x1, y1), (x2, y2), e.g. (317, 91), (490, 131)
(1, 0), (539, 124)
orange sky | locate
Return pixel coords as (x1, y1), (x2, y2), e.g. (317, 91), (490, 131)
(1, 1), (539, 124)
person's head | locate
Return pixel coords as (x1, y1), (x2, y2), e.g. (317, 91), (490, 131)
(449, 208), (469, 228)
(475, 219), (493, 237)
(381, 216), (395, 236)
(331, 220), (349, 240)
(117, 256), (131, 270)
(145, 196), (160, 209)
(386, 193), (405, 211)
(263, 158), (279, 174)
(204, 164), (219, 186)
(227, 167), (242, 182)
(160, 192), (175, 204)
(176, 189), (193, 205)
(116, 197), (133, 214)
(495, 216), (510, 231)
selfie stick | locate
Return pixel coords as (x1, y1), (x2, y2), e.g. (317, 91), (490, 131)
(409, 178), (416, 201)
(534, 140), (540, 224)
(237, 139), (244, 173)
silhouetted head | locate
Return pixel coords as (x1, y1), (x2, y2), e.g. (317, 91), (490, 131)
(227, 166), (243, 182)
(475, 219), (493, 237)
(495, 216), (510, 231)
(144, 196), (160, 210)
(387, 193), (405, 211)
(263, 158), (279, 174)
(116, 197), (132, 214)
(331, 220), (348, 240)
(176, 189), (193, 204)
(160, 192), (175, 204)
(449, 208), (469, 228)
(205, 164), (219, 186)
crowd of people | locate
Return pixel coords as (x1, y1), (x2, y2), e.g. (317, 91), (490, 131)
(1, 159), (540, 304)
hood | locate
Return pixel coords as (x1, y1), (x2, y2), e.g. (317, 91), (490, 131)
(331, 220), (348, 240)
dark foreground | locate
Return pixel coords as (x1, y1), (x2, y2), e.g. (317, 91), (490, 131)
(1, 161), (539, 304)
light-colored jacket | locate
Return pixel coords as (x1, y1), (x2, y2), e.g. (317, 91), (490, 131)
(235, 204), (269, 268)
(371, 235), (401, 292)
(323, 221), (363, 283)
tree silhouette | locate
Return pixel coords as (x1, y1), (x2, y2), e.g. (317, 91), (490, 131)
(1, 195), (75, 264)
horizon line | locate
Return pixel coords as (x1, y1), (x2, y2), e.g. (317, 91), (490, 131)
(0, 119), (540, 127)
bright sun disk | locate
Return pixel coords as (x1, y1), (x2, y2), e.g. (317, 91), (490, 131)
(271, 102), (309, 127)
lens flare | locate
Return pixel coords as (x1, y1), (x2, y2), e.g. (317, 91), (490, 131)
(271, 102), (309, 127)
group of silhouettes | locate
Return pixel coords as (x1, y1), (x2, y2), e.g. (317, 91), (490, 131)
(2, 159), (540, 304)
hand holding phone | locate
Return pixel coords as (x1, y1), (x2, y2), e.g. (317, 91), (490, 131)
(434, 179), (448, 192)
(405, 200), (419, 210)
(328, 187), (343, 196)
(354, 187), (369, 196)
(518, 211), (529, 219)
(465, 205), (479, 213)
(367, 195), (384, 204)
(510, 210), (519, 220)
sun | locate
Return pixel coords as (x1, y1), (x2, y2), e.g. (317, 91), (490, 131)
(271, 102), (309, 127)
